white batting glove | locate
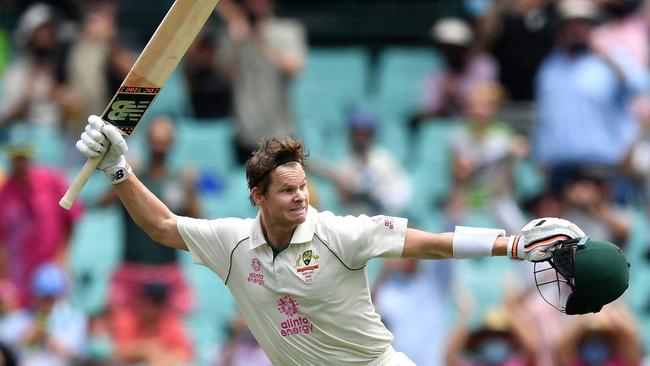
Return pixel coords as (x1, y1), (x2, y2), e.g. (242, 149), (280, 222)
(75, 115), (131, 184)
(507, 217), (585, 262)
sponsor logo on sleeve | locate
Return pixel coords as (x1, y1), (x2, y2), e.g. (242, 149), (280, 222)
(371, 215), (395, 230)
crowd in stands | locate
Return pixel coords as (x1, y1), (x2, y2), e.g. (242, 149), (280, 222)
(0, 0), (650, 365)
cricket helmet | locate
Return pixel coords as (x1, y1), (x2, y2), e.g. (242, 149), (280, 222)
(534, 237), (630, 315)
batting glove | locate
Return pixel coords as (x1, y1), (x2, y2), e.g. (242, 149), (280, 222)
(508, 217), (585, 262)
(76, 115), (131, 184)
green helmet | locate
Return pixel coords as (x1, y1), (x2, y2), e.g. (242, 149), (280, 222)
(534, 237), (630, 315)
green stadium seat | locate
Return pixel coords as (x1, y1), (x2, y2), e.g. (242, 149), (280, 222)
(407, 119), (455, 224)
(293, 47), (369, 161)
(172, 118), (235, 176)
(3, 123), (65, 167)
(68, 207), (122, 314)
(146, 65), (193, 119)
(375, 47), (440, 119)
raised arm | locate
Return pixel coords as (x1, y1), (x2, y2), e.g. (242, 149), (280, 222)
(402, 218), (585, 261)
(113, 175), (186, 250)
(402, 228), (507, 259)
(76, 115), (187, 250)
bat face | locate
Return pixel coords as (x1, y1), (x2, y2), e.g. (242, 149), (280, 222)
(100, 0), (220, 136)
(59, 0), (220, 210)
(102, 86), (161, 135)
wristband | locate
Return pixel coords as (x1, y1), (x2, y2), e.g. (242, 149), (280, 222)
(104, 157), (132, 185)
(507, 235), (524, 259)
(452, 226), (505, 259)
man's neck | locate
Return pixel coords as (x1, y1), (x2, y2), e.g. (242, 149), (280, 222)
(260, 215), (296, 251)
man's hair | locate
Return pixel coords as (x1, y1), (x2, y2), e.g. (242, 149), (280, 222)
(245, 137), (308, 206)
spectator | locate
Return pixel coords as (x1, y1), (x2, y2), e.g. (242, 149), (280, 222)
(592, 0), (648, 68)
(83, 310), (114, 366)
(556, 302), (642, 366)
(0, 128), (82, 308)
(311, 108), (413, 216)
(216, 0), (307, 164)
(445, 292), (538, 366)
(217, 313), (272, 366)
(533, 0), (646, 191)
(184, 27), (233, 119)
(410, 17), (498, 132)
(559, 166), (631, 247)
(0, 342), (17, 366)
(112, 282), (193, 366)
(0, 3), (75, 128)
(372, 258), (452, 366)
(445, 81), (528, 234)
(97, 117), (198, 323)
(0, 263), (87, 366)
(477, 0), (556, 133)
(623, 104), (650, 205)
(65, 0), (134, 139)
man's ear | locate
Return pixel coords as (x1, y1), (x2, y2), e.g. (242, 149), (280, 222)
(251, 186), (264, 206)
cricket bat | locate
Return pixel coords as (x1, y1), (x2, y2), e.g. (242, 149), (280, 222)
(60, 0), (219, 209)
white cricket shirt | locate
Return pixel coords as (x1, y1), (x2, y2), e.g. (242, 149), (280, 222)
(177, 205), (408, 365)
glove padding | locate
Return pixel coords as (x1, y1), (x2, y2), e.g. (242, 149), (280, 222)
(76, 115), (128, 171)
(508, 217), (585, 262)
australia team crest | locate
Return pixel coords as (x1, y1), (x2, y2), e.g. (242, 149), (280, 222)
(295, 249), (320, 283)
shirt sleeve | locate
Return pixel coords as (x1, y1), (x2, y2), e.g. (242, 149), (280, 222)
(267, 20), (307, 61)
(176, 216), (250, 281)
(317, 212), (407, 269)
(611, 51), (647, 100)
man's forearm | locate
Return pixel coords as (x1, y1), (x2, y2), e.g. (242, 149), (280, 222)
(113, 174), (187, 250)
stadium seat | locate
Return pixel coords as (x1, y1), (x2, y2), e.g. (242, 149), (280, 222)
(407, 119), (455, 224)
(172, 118), (235, 177)
(181, 250), (236, 364)
(375, 47), (440, 119)
(3, 123), (66, 167)
(68, 207), (123, 314)
(293, 47), (369, 161)
(145, 65), (193, 119)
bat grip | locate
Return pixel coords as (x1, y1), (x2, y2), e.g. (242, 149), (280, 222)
(59, 143), (110, 210)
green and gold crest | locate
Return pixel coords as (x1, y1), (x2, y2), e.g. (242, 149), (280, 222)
(302, 250), (313, 265)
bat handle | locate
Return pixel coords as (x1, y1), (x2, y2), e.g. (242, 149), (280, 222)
(59, 145), (109, 210)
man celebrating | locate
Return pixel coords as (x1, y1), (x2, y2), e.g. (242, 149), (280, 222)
(77, 114), (595, 365)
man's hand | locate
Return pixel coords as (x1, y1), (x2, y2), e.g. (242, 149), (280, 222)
(508, 218), (585, 261)
(76, 115), (131, 184)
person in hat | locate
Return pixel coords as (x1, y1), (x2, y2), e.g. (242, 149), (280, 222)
(445, 291), (538, 366)
(0, 132), (83, 308)
(555, 301), (642, 366)
(0, 3), (75, 128)
(532, 0), (646, 194)
(112, 282), (193, 365)
(410, 17), (498, 132)
(314, 107), (413, 216)
(0, 263), (87, 366)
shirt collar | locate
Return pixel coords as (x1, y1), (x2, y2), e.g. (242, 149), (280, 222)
(249, 205), (317, 250)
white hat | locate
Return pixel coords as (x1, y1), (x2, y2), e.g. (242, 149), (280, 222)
(431, 18), (473, 46)
(557, 0), (600, 22)
(13, 3), (54, 48)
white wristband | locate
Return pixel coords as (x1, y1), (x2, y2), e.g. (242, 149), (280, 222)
(104, 157), (132, 184)
(507, 235), (524, 259)
(452, 226), (505, 259)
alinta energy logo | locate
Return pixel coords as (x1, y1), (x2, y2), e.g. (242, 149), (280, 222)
(371, 215), (395, 230)
(277, 295), (314, 337)
(247, 258), (264, 285)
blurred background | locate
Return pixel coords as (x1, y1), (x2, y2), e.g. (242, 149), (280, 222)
(0, 0), (650, 365)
